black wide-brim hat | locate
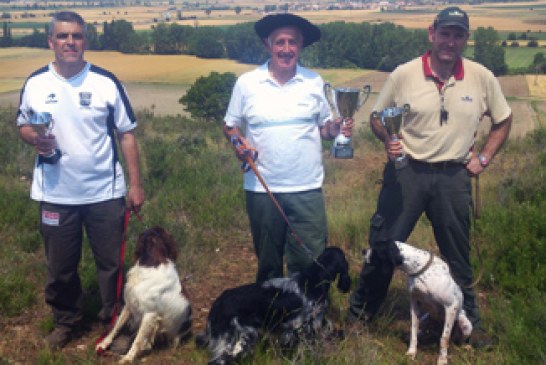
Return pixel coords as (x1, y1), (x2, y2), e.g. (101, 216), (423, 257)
(254, 13), (321, 48)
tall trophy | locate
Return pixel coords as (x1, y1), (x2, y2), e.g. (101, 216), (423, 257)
(324, 83), (371, 159)
(29, 111), (61, 164)
(378, 104), (410, 169)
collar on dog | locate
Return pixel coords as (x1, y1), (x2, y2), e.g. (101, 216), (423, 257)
(408, 250), (435, 277)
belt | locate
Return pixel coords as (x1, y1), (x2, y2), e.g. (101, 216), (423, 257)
(408, 158), (463, 170)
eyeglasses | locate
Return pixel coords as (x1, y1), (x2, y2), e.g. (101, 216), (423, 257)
(55, 32), (84, 40)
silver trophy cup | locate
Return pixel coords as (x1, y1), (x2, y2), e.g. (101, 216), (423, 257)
(379, 104), (410, 169)
(324, 83), (371, 159)
(29, 111), (61, 164)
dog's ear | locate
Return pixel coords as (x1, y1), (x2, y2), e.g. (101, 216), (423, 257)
(388, 240), (404, 267)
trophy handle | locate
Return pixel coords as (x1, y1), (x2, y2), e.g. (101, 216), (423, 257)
(323, 82), (340, 119)
(358, 84), (371, 109)
(403, 103), (411, 116)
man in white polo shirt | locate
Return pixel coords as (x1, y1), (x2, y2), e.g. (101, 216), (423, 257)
(348, 7), (512, 349)
(224, 13), (353, 284)
(17, 11), (144, 350)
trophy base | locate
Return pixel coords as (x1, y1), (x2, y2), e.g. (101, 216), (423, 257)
(38, 149), (62, 165)
(332, 145), (353, 159)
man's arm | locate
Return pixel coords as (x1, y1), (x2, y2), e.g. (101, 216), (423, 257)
(467, 114), (513, 175)
(118, 131), (145, 213)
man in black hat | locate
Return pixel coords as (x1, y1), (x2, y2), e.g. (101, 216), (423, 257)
(348, 6), (512, 349)
(223, 13), (353, 283)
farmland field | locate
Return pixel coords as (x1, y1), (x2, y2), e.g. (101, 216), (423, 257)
(0, 48), (543, 139)
(464, 45), (546, 69)
(1, 0), (546, 35)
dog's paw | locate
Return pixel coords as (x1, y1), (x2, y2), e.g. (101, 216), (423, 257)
(119, 354), (135, 364)
(405, 349), (417, 360)
(437, 354), (448, 365)
(95, 340), (110, 353)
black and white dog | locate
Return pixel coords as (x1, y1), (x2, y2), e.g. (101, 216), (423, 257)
(96, 226), (192, 363)
(366, 240), (472, 365)
(196, 247), (351, 365)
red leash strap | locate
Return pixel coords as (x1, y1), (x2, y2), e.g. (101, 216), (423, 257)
(96, 208), (141, 355)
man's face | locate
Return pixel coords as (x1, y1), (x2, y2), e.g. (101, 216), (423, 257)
(428, 25), (469, 63)
(265, 26), (303, 72)
(48, 21), (87, 66)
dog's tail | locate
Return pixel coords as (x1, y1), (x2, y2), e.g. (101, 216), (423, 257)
(195, 322), (210, 348)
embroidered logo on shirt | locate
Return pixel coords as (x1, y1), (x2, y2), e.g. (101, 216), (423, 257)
(45, 93), (58, 104)
(79, 92), (92, 106)
(42, 210), (60, 226)
(461, 96), (473, 102)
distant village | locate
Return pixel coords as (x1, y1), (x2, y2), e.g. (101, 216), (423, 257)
(0, 0), (465, 13)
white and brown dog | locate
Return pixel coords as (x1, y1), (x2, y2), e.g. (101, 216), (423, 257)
(96, 226), (192, 363)
(366, 240), (472, 365)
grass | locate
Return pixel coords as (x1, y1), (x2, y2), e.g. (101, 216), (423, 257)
(0, 99), (544, 364)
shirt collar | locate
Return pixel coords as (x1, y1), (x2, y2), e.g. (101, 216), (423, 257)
(258, 60), (304, 85)
(422, 50), (464, 85)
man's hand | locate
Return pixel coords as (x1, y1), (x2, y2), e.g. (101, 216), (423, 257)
(339, 117), (354, 137)
(35, 134), (57, 155)
(322, 117), (354, 140)
(230, 134), (258, 164)
(126, 185), (145, 214)
(384, 136), (404, 160)
(224, 124), (258, 163)
(465, 153), (486, 177)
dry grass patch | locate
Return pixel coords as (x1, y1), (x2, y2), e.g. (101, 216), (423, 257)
(527, 74), (546, 99)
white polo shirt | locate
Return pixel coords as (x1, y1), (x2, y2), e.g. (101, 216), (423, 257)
(225, 62), (333, 193)
(17, 62), (137, 204)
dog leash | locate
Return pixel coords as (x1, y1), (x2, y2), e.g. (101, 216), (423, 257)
(96, 208), (143, 355)
(242, 155), (334, 279)
(244, 156), (316, 258)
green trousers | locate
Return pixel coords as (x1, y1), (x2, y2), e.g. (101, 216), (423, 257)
(350, 160), (481, 326)
(246, 188), (328, 284)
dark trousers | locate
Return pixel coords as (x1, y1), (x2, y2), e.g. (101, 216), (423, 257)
(350, 160), (481, 326)
(40, 198), (125, 328)
(246, 189), (328, 284)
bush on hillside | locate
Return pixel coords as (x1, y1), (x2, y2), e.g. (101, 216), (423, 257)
(179, 71), (237, 123)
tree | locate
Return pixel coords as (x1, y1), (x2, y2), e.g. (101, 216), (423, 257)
(179, 71), (237, 122)
(86, 23), (101, 50)
(152, 22), (177, 54)
(530, 52), (546, 73)
(473, 26), (507, 76)
(100, 19), (148, 53)
(224, 22), (268, 64)
(234, 6), (241, 15)
(188, 27), (224, 58)
(0, 21), (12, 47)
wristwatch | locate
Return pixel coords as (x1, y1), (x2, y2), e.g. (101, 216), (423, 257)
(478, 153), (489, 168)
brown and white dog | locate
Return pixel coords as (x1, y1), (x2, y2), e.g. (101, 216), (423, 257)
(96, 226), (192, 363)
(366, 240), (472, 365)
